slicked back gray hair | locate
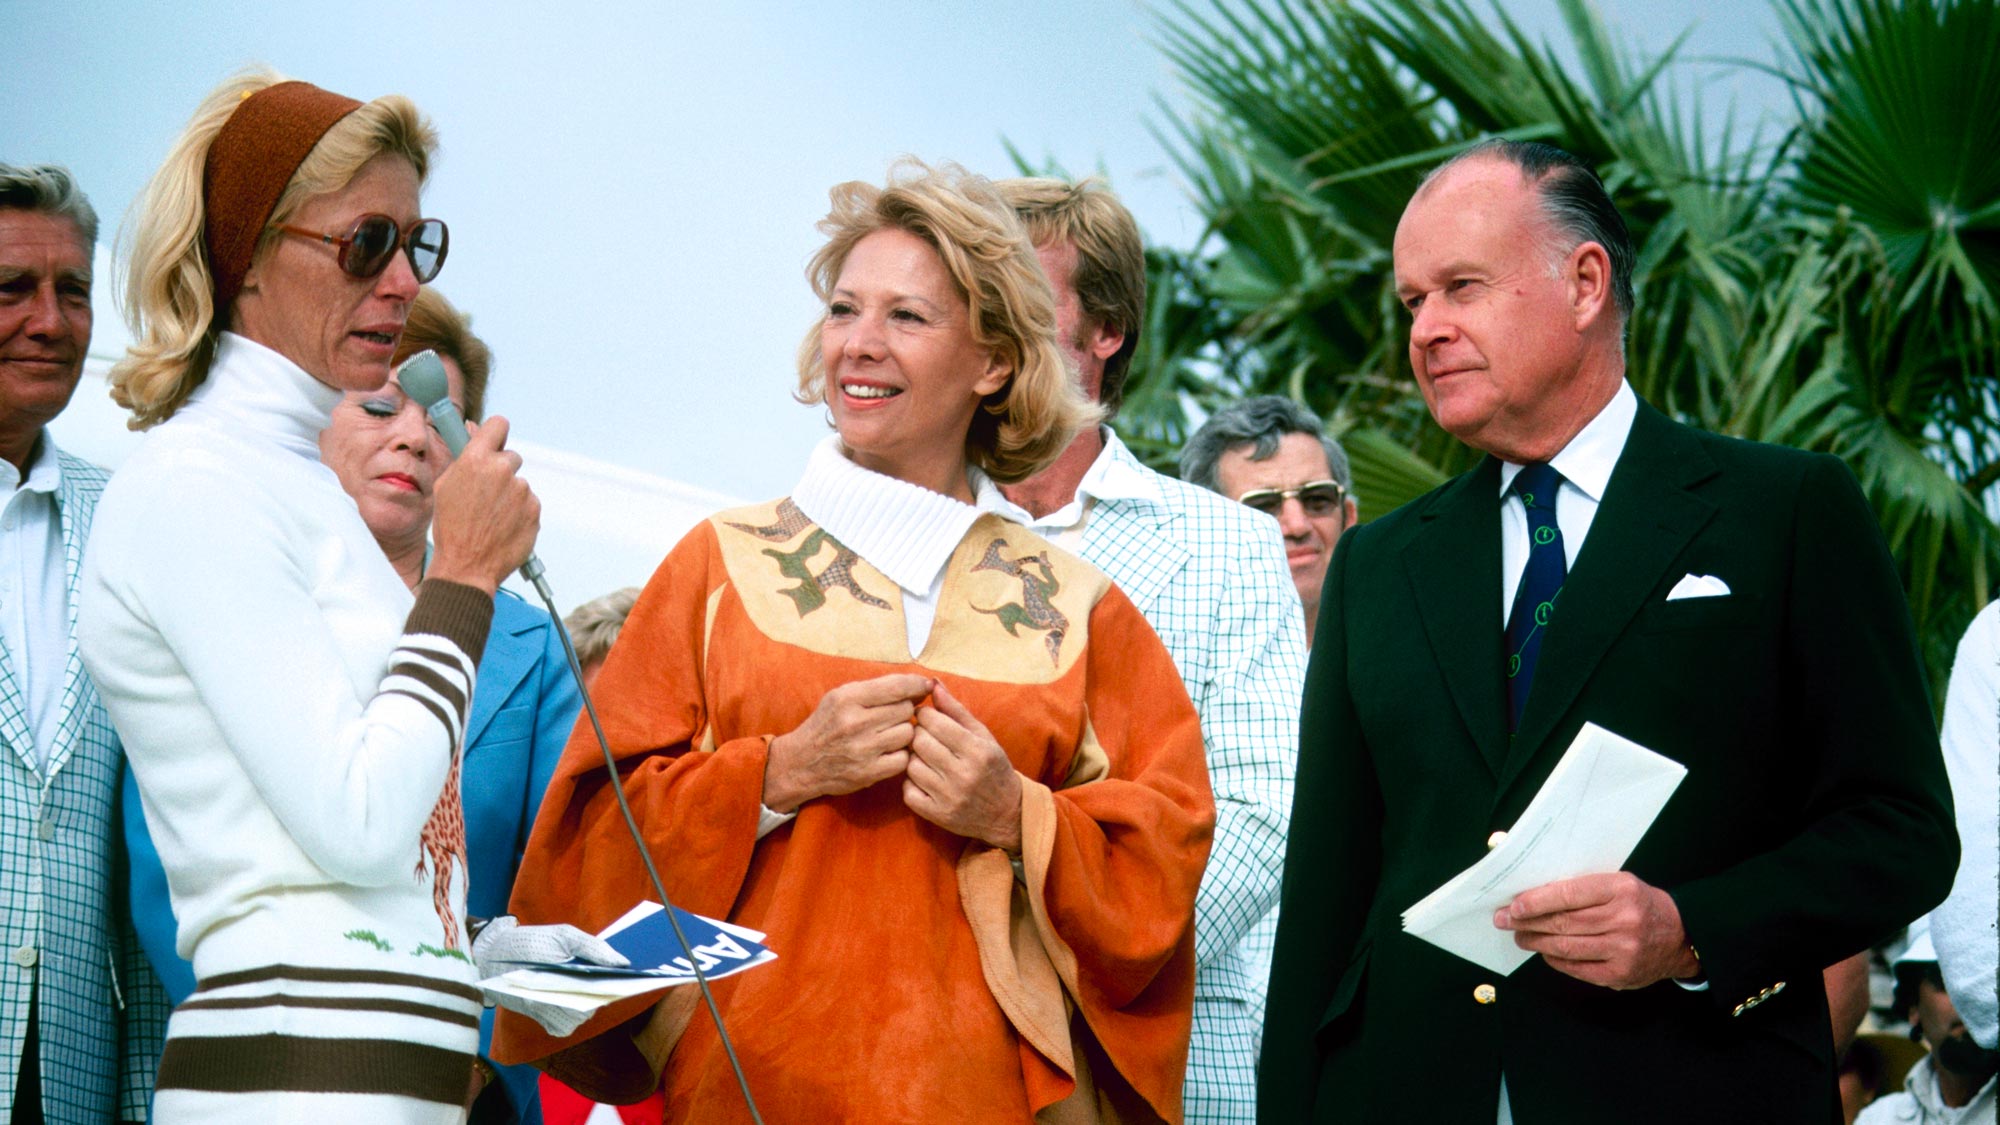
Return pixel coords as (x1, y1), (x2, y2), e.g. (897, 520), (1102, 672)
(1180, 394), (1351, 496)
(0, 163), (99, 249)
(1419, 139), (1635, 322)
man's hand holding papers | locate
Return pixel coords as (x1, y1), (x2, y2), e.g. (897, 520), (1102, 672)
(1495, 872), (1704, 989)
(1401, 723), (1688, 983)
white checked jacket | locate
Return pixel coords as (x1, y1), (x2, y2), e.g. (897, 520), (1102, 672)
(0, 448), (168, 1121)
(1067, 435), (1306, 1121)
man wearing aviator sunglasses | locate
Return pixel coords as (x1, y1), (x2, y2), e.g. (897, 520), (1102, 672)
(271, 212), (448, 282)
(1182, 396), (1356, 649)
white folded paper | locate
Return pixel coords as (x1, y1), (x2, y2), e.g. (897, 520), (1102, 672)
(480, 902), (777, 1037)
(1401, 722), (1687, 975)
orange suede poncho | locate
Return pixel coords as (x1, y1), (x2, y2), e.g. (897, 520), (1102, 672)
(495, 502), (1214, 1123)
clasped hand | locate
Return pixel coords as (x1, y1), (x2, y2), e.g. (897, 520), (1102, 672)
(765, 674), (1022, 852)
(1494, 872), (1701, 990)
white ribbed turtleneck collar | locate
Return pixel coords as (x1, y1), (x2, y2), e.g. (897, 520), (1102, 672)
(790, 435), (1002, 597)
(173, 332), (344, 462)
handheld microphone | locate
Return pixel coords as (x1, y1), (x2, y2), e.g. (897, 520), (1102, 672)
(392, 349), (763, 1121)
(397, 350), (545, 585)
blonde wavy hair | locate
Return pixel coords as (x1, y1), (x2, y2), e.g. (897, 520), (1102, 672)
(794, 160), (1099, 484)
(112, 69), (438, 429)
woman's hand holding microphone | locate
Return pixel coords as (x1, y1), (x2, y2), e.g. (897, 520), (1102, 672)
(426, 416), (539, 596)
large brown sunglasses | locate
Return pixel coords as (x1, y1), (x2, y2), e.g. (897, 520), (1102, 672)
(270, 214), (449, 283)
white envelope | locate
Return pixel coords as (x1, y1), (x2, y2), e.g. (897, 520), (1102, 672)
(1665, 573), (1730, 600)
(1402, 723), (1688, 975)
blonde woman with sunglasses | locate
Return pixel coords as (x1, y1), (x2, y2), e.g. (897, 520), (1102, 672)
(75, 71), (561, 1123)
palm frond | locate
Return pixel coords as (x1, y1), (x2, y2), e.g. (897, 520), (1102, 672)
(1138, 0), (2000, 694)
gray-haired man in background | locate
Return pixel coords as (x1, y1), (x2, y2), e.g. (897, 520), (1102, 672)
(1182, 397), (1355, 649)
(0, 162), (167, 1125)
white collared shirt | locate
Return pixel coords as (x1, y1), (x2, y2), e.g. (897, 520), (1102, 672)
(982, 427), (1161, 552)
(1496, 381), (1639, 626)
(0, 435), (70, 771)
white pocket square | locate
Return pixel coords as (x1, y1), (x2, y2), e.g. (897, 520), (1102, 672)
(1666, 573), (1731, 601)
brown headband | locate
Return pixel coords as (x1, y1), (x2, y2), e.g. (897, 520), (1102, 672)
(202, 80), (363, 313)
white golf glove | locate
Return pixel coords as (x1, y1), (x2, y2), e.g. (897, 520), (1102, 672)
(470, 915), (629, 980)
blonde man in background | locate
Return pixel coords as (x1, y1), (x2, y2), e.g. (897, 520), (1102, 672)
(990, 177), (1306, 1124)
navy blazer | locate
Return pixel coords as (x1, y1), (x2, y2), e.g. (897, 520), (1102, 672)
(125, 588), (581, 1123)
(1260, 405), (1957, 1123)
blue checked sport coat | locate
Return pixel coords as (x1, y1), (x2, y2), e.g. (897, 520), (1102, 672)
(0, 448), (168, 1123)
(1077, 435), (1307, 1123)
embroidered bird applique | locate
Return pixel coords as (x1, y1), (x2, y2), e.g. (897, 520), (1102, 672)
(971, 539), (1069, 666)
(728, 500), (892, 617)
(724, 498), (815, 543)
(762, 530), (891, 616)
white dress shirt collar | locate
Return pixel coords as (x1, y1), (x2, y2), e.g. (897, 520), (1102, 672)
(0, 433), (62, 496)
(1494, 381), (1640, 628)
(0, 432), (70, 771)
(981, 425), (1159, 533)
(1496, 380), (1638, 501)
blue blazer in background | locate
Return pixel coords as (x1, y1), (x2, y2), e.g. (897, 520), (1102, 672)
(124, 588), (582, 1124)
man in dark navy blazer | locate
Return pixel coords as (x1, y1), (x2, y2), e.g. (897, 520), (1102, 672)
(1258, 140), (1959, 1123)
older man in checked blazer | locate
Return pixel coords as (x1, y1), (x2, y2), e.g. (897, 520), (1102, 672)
(989, 176), (1306, 1125)
(1260, 139), (1957, 1123)
(0, 164), (168, 1124)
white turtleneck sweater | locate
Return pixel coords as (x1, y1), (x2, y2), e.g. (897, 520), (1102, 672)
(79, 333), (489, 987)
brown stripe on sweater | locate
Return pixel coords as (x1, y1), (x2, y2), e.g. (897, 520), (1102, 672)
(157, 1033), (472, 1103)
(177, 992), (480, 1029)
(406, 579), (494, 667)
(383, 688), (457, 744)
(389, 659), (468, 718)
(193, 964), (482, 1004)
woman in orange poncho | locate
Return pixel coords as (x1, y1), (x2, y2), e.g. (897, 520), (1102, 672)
(495, 161), (1214, 1123)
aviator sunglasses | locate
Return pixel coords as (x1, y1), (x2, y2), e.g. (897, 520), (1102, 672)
(1237, 480), (1349, 518)
(269, 214), (450, 283)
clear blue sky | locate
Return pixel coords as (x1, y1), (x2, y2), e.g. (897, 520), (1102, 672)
(4, 0), (1788, 500)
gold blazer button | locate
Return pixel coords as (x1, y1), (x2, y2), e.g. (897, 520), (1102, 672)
(1474, 983), (1497, 1005)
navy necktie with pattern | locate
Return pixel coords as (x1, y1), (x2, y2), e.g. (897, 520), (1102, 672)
(1506, 463), (1566, 732)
